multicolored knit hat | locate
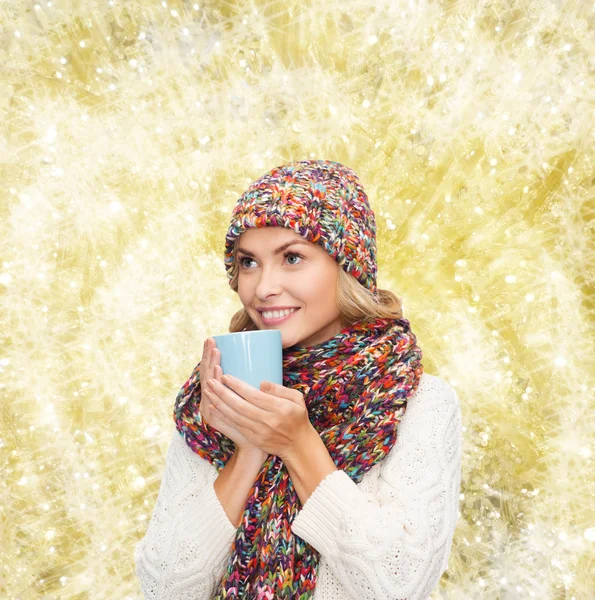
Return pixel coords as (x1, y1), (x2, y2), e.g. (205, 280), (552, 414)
(223, 159), (378, 294)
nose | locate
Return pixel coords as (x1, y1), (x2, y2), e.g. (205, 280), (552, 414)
(254, 265), (284, 300)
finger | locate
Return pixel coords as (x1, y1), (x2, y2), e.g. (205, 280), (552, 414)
(204, 340), (218, 385)
(214, 380), (270, 422)
(203, 382), (224, 420)
(210, 383), (260, 433)
(204, 362), (219, 392)
(210, 342), (219, 370)
(214, 364), (223, 383)
(201, 380), (216, 405)
(207, 369), (225, 398)
(222, 375), (279, 412)
(202, 340), (211, 374)
(260, 381), (302, 404)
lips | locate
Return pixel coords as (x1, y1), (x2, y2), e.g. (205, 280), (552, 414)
(259, 308), (300, 325)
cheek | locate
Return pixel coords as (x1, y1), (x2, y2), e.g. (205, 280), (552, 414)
(237, 278), (251, 303)
(300, 268), (335, 303)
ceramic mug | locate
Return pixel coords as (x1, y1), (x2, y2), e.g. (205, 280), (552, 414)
(212, 329), (283, 390)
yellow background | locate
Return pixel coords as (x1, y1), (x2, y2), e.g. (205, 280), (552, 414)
(1, 1), (593, 597)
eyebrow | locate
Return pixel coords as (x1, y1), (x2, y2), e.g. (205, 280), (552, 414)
(236, 240), (311, 258)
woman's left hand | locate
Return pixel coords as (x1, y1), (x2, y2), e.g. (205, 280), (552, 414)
(206, 374), (314, 461)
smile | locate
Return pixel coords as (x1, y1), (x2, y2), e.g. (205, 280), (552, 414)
(259, 308), (300, 325)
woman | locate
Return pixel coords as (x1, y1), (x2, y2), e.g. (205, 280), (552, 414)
(135, 159), (463, 599)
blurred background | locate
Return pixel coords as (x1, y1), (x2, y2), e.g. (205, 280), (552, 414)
(1, 0), (594, 598)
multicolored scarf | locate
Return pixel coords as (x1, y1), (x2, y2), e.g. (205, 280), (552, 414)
(173, 316), (424, 599)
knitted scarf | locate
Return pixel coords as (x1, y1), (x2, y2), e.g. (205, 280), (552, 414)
(173, 316), (424, 599)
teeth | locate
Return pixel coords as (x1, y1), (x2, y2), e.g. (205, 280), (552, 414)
(262, 308), (297, 319)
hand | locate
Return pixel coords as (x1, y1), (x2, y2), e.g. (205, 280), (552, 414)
(206, 374), (314, 462)
(199, 338), (266, 458)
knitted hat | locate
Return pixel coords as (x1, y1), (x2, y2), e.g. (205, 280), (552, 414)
(223, 159), (378, 294)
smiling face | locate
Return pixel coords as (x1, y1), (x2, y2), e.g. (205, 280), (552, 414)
(236, 226), (344, 349)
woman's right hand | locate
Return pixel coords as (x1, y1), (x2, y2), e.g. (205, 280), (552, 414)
(199, 338), (266, 458)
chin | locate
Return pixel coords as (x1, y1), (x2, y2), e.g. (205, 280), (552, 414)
(280, 330), (305, 349)
(280, 333), (296, 349)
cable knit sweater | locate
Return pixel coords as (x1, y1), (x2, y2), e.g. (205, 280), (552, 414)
(134, 372), (462, 600)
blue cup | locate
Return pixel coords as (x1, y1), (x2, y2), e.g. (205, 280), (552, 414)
(212, 329), (283, 391)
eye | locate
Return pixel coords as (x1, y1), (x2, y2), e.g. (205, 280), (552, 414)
(238, 256), (254, 268)
(237, 252), (304, 269)
(284, 252), (304, 265)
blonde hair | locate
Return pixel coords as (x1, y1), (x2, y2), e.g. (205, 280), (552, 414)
(226, 241), (403, 333)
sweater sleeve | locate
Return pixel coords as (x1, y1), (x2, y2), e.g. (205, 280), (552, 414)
(134, 427), (237, 600)
(290, 376), (462, 600)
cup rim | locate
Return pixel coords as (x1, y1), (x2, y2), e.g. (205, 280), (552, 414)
(213, 329), (281, 338)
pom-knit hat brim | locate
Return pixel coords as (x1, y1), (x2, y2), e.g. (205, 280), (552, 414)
(223, 159), (378, 294)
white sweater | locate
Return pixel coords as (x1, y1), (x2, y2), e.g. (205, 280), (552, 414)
(135, 372), (462, 600)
